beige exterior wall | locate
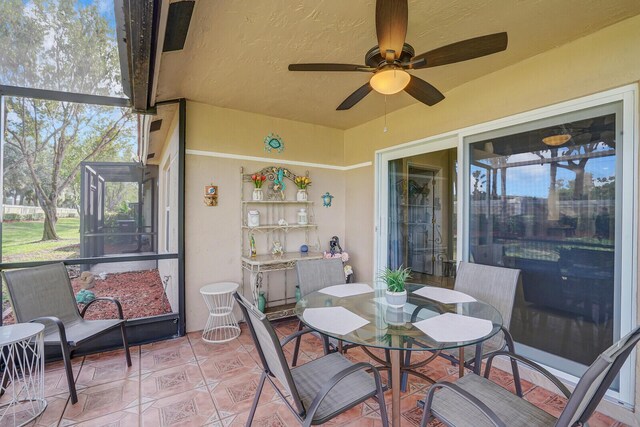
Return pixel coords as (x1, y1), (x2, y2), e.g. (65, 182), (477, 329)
(183, 101), (349, 333)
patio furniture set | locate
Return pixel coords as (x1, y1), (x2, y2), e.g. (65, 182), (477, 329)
(0, 259), (638, 427)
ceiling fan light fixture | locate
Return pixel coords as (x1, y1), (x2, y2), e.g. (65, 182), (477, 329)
(542, 134), (572, 146)
(370, 68), (410, 95)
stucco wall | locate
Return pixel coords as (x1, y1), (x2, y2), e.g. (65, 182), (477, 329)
(183, 101), (348, 333)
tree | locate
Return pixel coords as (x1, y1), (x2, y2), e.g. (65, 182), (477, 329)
(0, 0), (135, 240)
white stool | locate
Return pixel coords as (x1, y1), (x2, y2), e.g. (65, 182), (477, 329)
(0, 323), (46, 426)
(200, 282), (241, 343)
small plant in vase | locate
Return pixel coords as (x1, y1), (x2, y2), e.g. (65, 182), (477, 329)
(294, 176), (311, 201)
(379, 266), (411, 307)
(251, 173), (266, 200)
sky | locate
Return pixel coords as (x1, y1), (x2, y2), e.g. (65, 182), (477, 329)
(471, 146), (616, 199)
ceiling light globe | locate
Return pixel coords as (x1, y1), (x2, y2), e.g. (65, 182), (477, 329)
(542, 134), (571, 146)
(370, 68), (410, 95)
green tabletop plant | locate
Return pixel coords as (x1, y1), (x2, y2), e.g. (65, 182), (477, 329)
(380, 266), (411, 307)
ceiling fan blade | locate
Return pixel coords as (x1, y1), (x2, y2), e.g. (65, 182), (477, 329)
(375, 0), (408, 60)
(288, 63), (373, 72)
(404, 75), (445, 106)
(337, 83), (373, 110)
(412, 32), (508, 69)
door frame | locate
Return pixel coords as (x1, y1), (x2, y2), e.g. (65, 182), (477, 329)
(374, 134), (458, 288)
(374, 83), (638, 407)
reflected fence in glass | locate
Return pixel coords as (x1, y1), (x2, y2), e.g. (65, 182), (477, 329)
(468, 110), (618, 371)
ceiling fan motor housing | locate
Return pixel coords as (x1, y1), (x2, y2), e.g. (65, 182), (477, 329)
(365, 43), (415, 67)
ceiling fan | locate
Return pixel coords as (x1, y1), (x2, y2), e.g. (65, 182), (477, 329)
(288, 0), (508, 110)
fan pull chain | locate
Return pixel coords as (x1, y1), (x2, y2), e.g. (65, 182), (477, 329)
(383, 95), (388, 133)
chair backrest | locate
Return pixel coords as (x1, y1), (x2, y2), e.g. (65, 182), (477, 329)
(296, 258), (345, 296)
(3, 263), (81, 335)
(455, 262), (521, 349)
(233, 292), (306, 415)
(557, 326), (640, 426)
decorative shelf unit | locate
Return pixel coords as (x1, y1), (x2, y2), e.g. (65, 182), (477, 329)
(240, 166), (321, 319)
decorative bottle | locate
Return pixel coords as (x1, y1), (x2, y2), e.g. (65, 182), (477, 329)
(249, 234), (257, 257)
(297, 208), (308, 225)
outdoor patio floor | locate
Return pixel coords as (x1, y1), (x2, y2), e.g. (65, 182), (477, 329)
(31, 319), (627, 427)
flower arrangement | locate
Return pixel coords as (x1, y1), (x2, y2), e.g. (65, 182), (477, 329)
(251, 174), (266, 188)
(323, 251), (349, 263)
(294, 176), (311, 190)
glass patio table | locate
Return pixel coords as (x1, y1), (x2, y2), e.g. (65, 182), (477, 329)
(295, 283), (503, 427)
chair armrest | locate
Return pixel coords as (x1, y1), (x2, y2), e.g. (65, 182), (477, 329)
(306, 362), (384, 422)
(280, 328), (316, 347)
(80, 297), (125, 320)
(30, 316), (68, 344)
(484, 351), (571, 398)
(423, 380), (507, 427)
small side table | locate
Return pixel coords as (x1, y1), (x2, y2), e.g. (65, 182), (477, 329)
(200, 282), (241, 343)
(0, 323), (47, 426)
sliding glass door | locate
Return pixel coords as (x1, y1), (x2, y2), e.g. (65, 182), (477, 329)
(386, 148), (457, 286)
(465, 102), (623, 384)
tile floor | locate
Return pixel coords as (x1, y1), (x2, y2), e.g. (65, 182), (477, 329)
(25, 319), (627, 427)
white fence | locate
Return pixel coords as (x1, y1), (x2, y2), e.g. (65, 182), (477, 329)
(3, 205), (79, 218)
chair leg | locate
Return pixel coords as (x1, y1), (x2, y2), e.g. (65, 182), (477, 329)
(120, 322), (132, 367)
(246, 372), (267, 427)
(378, 385), (389, 427)
(61, 342), (78, 404)
(504, 329), (523, 397)
(472, 343), (483, 375)
(292, 321), (303, 367)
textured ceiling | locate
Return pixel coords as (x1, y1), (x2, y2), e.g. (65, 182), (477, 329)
(155, 0), (640, 130)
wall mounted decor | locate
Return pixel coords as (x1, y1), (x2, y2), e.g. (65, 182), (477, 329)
(264, 133), (285, 153)
(321, 192), (334, 207)
(204, 185), (218, 206)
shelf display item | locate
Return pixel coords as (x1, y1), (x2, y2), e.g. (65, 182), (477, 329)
(248, 210), (260, 227)
(249, 234), (257, 257)
(297, 208), (308, 225)
(240, 165), (322, 320)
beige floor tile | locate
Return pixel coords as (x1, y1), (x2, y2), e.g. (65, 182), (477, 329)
(210, 370), (277, 420)
(141, 338), (196, 373)
(141, 362), (206, 401)
(33, 394), (69, 427)
(76, 347), (140, 388)
(62, 406), (139, 427)
(198, 348), (259, 383)
(60, 378), (139, 424)
(141, 387), (219, 427)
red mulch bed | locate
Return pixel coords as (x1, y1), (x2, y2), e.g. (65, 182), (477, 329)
(3, 269), (172, 324)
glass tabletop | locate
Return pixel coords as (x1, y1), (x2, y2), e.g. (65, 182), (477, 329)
(295, 283), (503, 351)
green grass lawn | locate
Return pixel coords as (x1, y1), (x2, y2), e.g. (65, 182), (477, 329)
(2, 218), (80, 263)
(1, 218), (80, 309)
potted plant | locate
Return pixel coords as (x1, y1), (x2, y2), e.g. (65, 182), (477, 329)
(251, 173), (266, 200)
(294, 176), (311, 201)
(379, 266), (411, 307)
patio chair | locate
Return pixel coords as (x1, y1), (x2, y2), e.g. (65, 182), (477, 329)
(291, 258), (356, 366)
(419, 325), (640, 427)
(2, 263), (131, 404)
(234, 292), (389, 427)
(404, 262), (522, 394)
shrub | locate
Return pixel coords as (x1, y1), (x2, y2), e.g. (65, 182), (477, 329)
(3, 213), (22, 221)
